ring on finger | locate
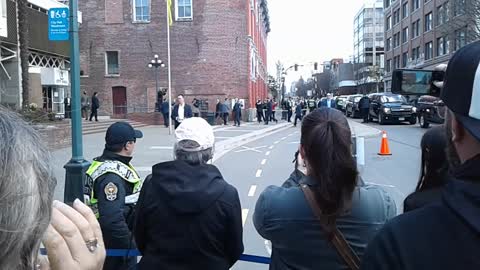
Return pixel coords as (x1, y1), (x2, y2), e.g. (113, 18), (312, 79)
(85, 238), (99, 253)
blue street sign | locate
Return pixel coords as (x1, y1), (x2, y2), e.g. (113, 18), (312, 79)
(48, 8), (69, 41)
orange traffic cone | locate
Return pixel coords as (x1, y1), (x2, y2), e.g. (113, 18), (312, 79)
(378, 131), (392, 156)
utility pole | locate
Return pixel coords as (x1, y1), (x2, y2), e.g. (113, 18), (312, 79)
(64, 0), (90, 204)
(372, 0), (379, 93)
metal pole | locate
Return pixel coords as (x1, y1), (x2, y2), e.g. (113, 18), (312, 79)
(154, 66), (159, 97)
(64, 0), (90, 204)
(372, 1), (378, 93)
(167, 0), (173, 135)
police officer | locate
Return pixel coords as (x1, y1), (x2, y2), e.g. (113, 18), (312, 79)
(84, 122), (143, 270)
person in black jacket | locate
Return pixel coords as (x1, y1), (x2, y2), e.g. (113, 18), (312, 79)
(171, 95), (193, 129)
(84, 122), (144, 270)
(134, 117), (244, 270)
(256, 99), (264, 123)
(361, 43), (480, 270)
(358, 95), (371, 123)
(265, 99), (273, 125)
(294, 101), (303, 127)
(403, 126), (448, 212)
(232, 98), (243, 127)
(161, 99), (171, 128)
(89, 92), (100, 121)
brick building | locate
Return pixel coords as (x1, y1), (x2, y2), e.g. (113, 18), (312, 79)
(383, 0), (478, 91)
(78, 0), (270, 117)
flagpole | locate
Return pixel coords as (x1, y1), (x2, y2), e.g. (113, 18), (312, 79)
(167, 0), (173, 135)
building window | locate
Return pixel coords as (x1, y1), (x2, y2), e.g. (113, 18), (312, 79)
(386, 15), (392, 30)
(133, 0), (150, 22)
(394, 55), (400, 69)
(424, 12), (432, 32)
(176, 0), (193, 20)
(412, 0), (420, 11)
(106, 51), (119, 75)
(454, 0), (466, 16)
(437, 4), (445, 26)
(402, 27), (409, 43)
(393, 32), (400, 47)
(386, 59), (392, 72)
(412, 46), (420, 60)
(402, 2), (408, 18)
(385, 0), (391, 8)
(393, 9), (400, 25)
(455, 27), (467, 50)
(402, 52), (408, 67)
(425, 42), (433, 60)
(386, 37), (392, 51)
(412, 19), (420, 38)
(436, 36), (449, 56)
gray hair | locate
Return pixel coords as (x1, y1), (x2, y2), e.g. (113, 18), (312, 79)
(174, 140), (213, 164)
(0, 107), (57, 270)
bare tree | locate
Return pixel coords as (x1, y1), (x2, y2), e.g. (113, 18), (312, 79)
(437, 0), (480, 50)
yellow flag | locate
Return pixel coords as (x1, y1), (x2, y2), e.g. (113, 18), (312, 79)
(167, 0), (173, 26)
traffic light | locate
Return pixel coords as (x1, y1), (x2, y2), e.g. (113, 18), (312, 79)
(314, 62), (318, 70)
(294, 64), (298, 71)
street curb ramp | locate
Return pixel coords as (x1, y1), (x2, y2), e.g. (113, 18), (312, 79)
(213, 123), (291, 162)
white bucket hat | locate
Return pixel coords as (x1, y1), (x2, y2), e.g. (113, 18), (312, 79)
(175, 117), (215, 151)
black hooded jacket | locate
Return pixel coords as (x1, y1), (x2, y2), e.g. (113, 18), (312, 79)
(134, 160), (244, 270)
(361, 154), (480, 270)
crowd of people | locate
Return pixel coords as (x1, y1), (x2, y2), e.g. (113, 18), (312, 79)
(1, 41), (480, 270)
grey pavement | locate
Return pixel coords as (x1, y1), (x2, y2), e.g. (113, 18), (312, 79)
(52, 121), (290, 201)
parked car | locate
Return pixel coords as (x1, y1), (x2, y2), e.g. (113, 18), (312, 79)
(369, 93), (417, 125)
(415, 95), (446, 128)
(345, 94), (363, 118)
(335, 95), (349, 112)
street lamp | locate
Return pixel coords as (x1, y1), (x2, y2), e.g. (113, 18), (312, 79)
(148, 55), (166, 108)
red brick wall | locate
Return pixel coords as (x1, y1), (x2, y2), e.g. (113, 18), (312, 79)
(79, 0), (252, 115)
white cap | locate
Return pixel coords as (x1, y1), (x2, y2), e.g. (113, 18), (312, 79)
(175, 118), (215, 151)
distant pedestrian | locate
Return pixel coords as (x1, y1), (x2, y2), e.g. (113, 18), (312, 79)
(232, 98), (242, 127)
(256, 99), (264, 123)
(134, 118), (244, 269)
(271, 98), (278, 123)
(81, 91), (90, 120)
(287, 98), (293, 122)
(319, 93), (336, 109)
(265, 99), (273, 125)
(223, 98), (230, 125)
(192, 98), (201, 117)
(358, 94), (370, 123)
(294, 101), (303, 127)
(161, 99), (170, 127)
(89, 92), (99, 122)
(220, 98), (228, 125)
(171, 95), (193, 129)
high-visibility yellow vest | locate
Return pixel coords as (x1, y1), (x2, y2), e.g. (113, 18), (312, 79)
(84, 160), (142, 218)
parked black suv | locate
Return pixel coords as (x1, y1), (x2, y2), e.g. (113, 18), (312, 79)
(415, 95), (446, 128)
(369, 93), (417, 125)
(345, 94), (363, 118)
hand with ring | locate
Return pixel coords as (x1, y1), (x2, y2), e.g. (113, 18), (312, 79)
(39, 199), (106, 270)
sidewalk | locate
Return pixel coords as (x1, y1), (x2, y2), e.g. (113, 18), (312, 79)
(348, 119), (381, 138)
(52, 121), (290, 201)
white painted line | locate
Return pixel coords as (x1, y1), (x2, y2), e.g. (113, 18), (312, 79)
(364, 182), (396, 188)
(288, 141), (300, 144)
(215, 136), (232, 139)
(150, 146), (174, 150)
(242, 209), (249, 227)
(248, 185), (257, 197)
(274, 141), (280, 144)
(281, 137), (287, 140)
(255, 169), (262, 178)
(261, 159), (267, 165)
(269, 145), (274, 149)
(265, 151), (271, 156)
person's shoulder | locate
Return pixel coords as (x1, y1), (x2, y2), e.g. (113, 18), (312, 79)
(352, 185), (398, 219)
(258, 185), (304, 208)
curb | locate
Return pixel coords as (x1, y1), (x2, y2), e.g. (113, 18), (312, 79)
(348, 120), (382, 139)
(213, 122), (291, 162)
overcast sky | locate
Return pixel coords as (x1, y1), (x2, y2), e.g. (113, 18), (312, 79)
(267, 0), (369, 83)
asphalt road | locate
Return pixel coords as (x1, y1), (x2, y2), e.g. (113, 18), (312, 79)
(214, 118), (434, 269)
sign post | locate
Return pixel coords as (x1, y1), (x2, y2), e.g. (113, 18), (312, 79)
(48, 8), (69, 41)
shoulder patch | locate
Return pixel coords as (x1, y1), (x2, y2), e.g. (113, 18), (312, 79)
(104, 182), (118, 201)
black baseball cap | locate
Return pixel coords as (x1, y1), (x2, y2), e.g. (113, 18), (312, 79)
(105, 122), (143, 146)
(441, 40), (480, 141)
